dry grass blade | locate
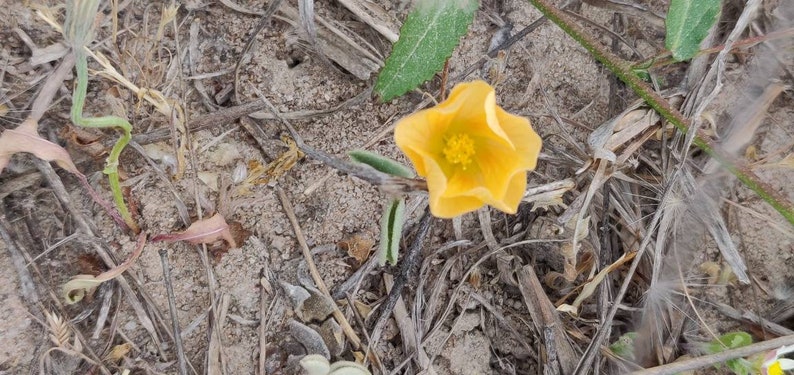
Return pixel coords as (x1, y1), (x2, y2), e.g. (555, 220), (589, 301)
(383, 274), (431, 371)
(335, 0), (400, 42)
(277, 4), (382, 80)
(159, 249), (189, 375)
(557, 251), (636, 315)
(517, 264), (578, 375)
(298, 0), (317, 44)
(276, 187), (364, 350)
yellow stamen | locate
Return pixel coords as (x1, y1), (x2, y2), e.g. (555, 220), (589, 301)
(443, 133), (475, 169)
(768, 361), (783, 375)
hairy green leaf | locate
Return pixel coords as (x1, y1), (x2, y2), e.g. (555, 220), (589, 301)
(704, 331), (752, 354)
(378, 198), (405, 266)
(665, 0), (721, 61)
(375, 0), (479, 102)
(608, 332), (637, 361)
(349, 150), (414, 178)
(702, 331), (754, 375)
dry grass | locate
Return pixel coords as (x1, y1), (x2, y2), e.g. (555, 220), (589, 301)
(0, 0), (793, 374)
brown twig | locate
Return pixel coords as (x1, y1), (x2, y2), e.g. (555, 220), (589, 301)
(159, 249), (188, 375)
(256, 93), (427, 194)
(517, 264), (578, 375)
(275, 187), (364, 350)
(369, 208), (433, 356)
(629, 334), (794, 375)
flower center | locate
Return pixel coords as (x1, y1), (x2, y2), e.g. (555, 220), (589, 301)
(443, 133), (475, 169)
(767, 361), (783, 375)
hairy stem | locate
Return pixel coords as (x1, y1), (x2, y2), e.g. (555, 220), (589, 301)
(527, 0), (794, 226)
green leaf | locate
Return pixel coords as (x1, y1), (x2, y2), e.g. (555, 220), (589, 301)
(701, 332), (754, 375)
(608, 332), (637, 361)
(375, 0), (479, 102)
(378, 198), (405, 266)
(665, 0), (721, 61)
(725, 358), (753, 375)
(703, 332), (752, 354)
(349, 150), (415, 178)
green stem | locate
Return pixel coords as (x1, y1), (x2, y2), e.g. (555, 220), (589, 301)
(71, 49), (139, 232)
(527, 0), (794, 227)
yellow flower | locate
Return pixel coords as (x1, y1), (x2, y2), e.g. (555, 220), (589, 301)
(762, 345), (794, 375)
(394, 80), (542, 218)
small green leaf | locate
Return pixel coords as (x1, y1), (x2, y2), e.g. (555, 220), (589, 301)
(608, 332), (637, 361)
(378, 198), (405, 266)
(725, 358), (753, 375)
(375, 0), (479, 102)
(703, 332), (752, 354)
(701, 332), (754, 375)
(349, 150), (415, 178)
(665, 0), (721, 61)
(632, 68), (651, 82)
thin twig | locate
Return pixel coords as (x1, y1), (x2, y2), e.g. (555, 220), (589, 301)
(526, 0), (794, 226)
(629, 334), (794, 375)
(159, 249), (188, 375)
(275, 187), (363, 350)
(256, 93), (427, 194)
(369, 208), (433, 351)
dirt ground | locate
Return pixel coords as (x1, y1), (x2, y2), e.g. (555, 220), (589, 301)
(1, 0), (793, 374)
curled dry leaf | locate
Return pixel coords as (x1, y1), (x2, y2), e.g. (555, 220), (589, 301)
(235, 136), (303, 196)
(0, 119), (78, 173)
(557, 251), (636, 315)
(151, 213), (237, 248)
(522, 179), (575, 212)
(338, 233), (375, 265)
(63, 232), (147, 304)
(103, 343), (132, 363)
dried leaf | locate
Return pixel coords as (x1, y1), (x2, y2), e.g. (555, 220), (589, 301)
(235, 136), (303, 195)
(338, 233), (375, 265)
(0, 119), (78, 173)
(63, 232), (147, 304)
(557, 251), (636, 315)
(522, 179), (574, 211)
(773, 153), (794, 168)
(152, 213), (237, 248)
(103, 343), (132, 362)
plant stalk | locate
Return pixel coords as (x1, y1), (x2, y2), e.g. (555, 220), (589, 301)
(527, 0), (794, 227)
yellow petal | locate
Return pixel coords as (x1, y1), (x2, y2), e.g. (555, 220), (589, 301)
(395, 109), (448, 177)
(421, 152), (484, 218)
(496, 106), (542, 170)
(445, 81), (513, 148)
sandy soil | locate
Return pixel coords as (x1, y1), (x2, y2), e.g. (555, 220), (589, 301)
(1, 0), (792, 374)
